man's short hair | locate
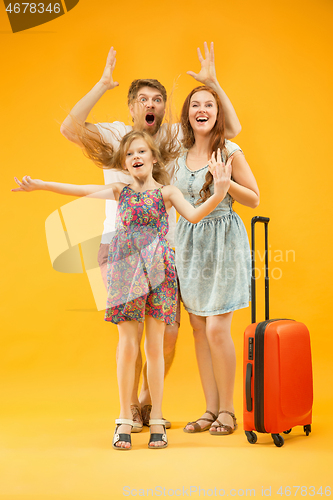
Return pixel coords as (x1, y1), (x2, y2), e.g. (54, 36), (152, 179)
(127, 79), (167, 106)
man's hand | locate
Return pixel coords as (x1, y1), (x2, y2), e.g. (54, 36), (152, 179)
(187, 41), (217, 88)
(99, 46), (119, 90)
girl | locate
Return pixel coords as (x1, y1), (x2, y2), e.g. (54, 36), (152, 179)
(174, 87), (260, 436)
(13, 130), (232, 450)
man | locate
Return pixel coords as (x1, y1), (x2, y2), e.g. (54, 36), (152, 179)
(60, 42), (241, 431)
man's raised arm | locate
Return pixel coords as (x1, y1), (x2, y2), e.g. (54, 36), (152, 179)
(60, 47), (119, 146)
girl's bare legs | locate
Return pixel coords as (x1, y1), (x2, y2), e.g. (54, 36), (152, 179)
(115, 320), (140, 448)
(101, 252), (144, 408)
(144, 315), (166, 447)
(115, 323), (144, 405)
(184, 313), (219, 431)
(139, 321), (179, 406)
(206, 312), (236, 431)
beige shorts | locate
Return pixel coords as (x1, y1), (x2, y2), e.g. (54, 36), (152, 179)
(97, 243), (181, 325)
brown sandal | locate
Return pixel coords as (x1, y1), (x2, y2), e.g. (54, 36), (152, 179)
(130, 404), (143, 433)
(141, 404), (171, 429)
(209, 410), (238, 435)
(183, 410), (218, 433)
(141, 404), (152, 427)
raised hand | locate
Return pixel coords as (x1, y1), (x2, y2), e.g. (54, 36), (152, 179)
(187, 41), (217, 87)
(208, 149), (232, 199)
(99, 46), (119, 90)
(12, 176), (44, 192)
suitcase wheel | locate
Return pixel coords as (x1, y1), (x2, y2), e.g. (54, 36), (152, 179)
(304, 424), (311, 436)
(245, 431), (257, 444)
(283, 429), (292, 434)
(271, 433), (284, 447)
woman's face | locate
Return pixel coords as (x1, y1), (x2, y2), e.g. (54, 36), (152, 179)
(188, 90), (218, 136)
(124, 138), (155, 179)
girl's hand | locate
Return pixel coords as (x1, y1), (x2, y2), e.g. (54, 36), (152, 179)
(99, 46), (119, 90)
(12, 176), (44, 192)
(208, 149), (232, 199)
(187, 41), (218, 87)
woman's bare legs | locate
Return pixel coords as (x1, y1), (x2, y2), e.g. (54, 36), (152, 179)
(144, 315), (167, 447)
(115, 320), (140, 448)
(184, 313), (219, 431)
(184, 311), (236, 433)
(206, 312), (236, 432)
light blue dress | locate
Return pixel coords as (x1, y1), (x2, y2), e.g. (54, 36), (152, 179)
(174, 140), (251, 316)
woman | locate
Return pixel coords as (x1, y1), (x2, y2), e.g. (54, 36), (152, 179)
(175, 86), (260, 435)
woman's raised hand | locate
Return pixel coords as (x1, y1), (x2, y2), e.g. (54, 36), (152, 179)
(99, 46), (119, 90)
(187, 41), (218, 87)
(12, 176), (44, 192)
(208, 149), (232, 199)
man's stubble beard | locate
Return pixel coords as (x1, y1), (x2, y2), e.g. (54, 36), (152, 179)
(144, 114), (164, 137)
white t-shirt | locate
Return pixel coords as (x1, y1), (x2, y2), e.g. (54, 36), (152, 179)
(95, 121), (182, 247)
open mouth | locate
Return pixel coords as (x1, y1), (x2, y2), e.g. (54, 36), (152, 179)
(196, 116), (208, 122)
(133, 162), (143, 168)
(145, 113), (155, 126)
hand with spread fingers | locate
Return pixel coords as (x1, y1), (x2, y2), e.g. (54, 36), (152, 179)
(187, 41), (218, 88)
(187, 42), (242, 138)
(208, 149), (233, 199)
(12, 176), (44, 192)
(99, 46), (119, 90)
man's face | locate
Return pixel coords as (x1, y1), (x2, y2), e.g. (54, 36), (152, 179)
(129, 86), (166, 136)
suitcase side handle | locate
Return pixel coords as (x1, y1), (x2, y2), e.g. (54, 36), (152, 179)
(246, 362), (253, 412)
(251, 216), (270, 324)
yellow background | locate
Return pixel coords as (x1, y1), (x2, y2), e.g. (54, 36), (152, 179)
(1, 0), (333, 498)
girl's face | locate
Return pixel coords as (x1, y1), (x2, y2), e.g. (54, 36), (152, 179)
(124, 138), (156, 179)
(188, 90), (218, 135)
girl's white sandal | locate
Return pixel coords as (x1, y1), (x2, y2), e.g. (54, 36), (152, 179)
(148, 419), (168, 449)
(112, 418), (133, 450)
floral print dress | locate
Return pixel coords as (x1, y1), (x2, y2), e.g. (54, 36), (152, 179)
(104, 186), (177, 325)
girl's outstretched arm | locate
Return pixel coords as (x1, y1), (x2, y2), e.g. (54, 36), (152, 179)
(12, 176), (122, 200)
(165, 151), (232, 224)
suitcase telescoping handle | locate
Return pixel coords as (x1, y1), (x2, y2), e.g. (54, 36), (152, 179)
(251, 216), (270, 324)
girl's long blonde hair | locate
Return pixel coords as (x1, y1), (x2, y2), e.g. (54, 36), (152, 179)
(78, 128), (174, 185)
(74, 100), (181, 184)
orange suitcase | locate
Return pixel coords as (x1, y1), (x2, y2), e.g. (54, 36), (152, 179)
(243, 217), (313, 446)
